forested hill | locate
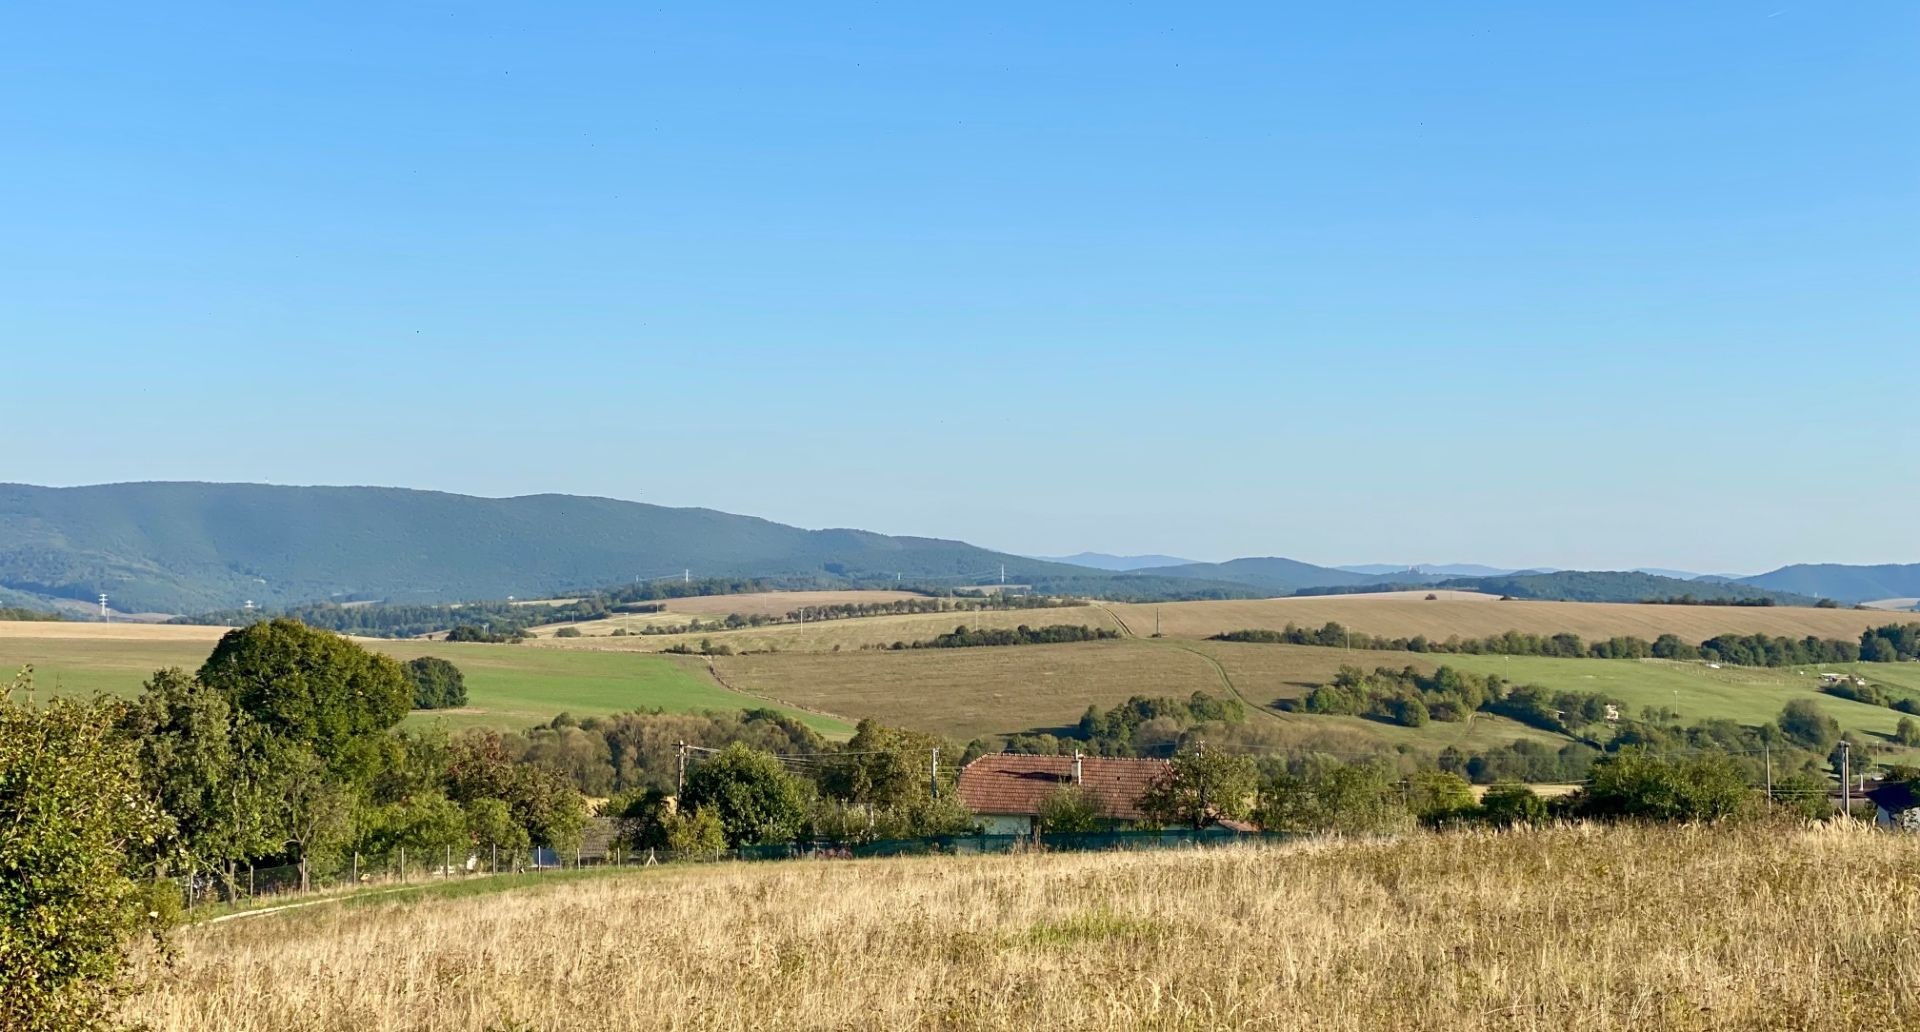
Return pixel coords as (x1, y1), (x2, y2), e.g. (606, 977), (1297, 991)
(1735, 564), (1920, 605)
(1437, 570), (1810, 605)
(0, 482), (1237, 614)
(1129, 556), (1418, 594)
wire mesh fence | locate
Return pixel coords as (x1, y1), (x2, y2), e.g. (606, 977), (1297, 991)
(170, 827), (1280, 910)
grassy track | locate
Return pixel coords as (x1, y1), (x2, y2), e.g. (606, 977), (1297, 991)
(0, 624), (851, 735)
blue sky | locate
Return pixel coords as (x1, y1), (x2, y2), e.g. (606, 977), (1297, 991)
(3, 2), (1915, 573)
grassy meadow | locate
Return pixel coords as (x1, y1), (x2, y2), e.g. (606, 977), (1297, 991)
(125, 822), (1920, 1030)
(0, 623), (849, 735)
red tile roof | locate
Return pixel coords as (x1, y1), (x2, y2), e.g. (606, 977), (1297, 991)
(956, 754), (1169, 821)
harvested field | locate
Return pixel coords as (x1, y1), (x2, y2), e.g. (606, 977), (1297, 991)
(533, 606), (1120, 653)
(1106, 594), (1907, 644)
(714, 638), (1557, 751)
(126, 822), (1920, 1030)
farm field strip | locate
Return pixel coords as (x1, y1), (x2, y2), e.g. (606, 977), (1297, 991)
(0, 626), (851, 735)
(532, 605), (1123, 653)
(1107, 595), (1911, 644)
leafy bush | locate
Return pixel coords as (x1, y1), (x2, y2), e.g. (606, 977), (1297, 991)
(404, 656), (467, 709)
(1, 668), (171, 1032)
(1576, 751), (1753, 822)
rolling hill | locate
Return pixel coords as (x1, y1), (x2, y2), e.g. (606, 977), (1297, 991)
(1132, 556), (1417, 593)
(1737, 563), (1920, 604)
(1034, 552), (1199, 571)
(0, 482), (1245, 615)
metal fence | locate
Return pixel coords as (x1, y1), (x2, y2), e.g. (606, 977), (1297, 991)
(174, 827), (1281, 910)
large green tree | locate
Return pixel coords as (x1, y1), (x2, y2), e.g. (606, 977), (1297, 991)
(196, 618), (411, 780)
(402, 656), (467, 710)
(119, 668), (278, 890)
(1137, 748), (1257, 829)
(680, 744), (807, 846)
(1255, 763), (1413, 835)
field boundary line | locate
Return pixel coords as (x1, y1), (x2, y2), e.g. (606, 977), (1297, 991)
(702, 656), (858, 732)
(1158, 641), (1286, 725)
(1094, 604), (1137, 638)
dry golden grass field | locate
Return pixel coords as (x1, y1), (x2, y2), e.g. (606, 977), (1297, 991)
(1104, 594), (1906, 644)
(126, 822), (1920, 1031)
(534, 605), (1123, 653)
(712, 638), (1563, 751)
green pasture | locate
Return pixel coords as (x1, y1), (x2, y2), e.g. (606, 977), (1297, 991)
(0, 634), (851, 736)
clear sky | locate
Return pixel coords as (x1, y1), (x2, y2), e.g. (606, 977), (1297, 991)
(4, 2), (1915, 573)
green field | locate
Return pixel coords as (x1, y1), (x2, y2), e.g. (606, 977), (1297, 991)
(0, 631), (852, 736)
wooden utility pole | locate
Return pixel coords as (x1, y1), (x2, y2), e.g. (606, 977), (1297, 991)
(1764, 744), (1773, 807)
(1840, 740), (1852, 819)
(676, 740), (688, 795)
(930, 747), (940, 798)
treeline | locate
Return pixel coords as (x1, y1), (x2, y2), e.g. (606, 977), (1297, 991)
(869, 623), (1120, 650)
(605, 593), (1084, 638)
(1125, 743), (1835, 841)
(1642, 595), (1778, 607)
(1002, 692), (1246, 758)
(1285, 664), (1621, 735)
(0, 606), (63, 621)
(173, 597), (630, 638)
(1214, 621), (1920, 668)
(607, 720), (979, 853)
(1439, 697), (1865, 787)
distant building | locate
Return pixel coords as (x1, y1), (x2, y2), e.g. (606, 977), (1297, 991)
(955, 753), (1169, 835)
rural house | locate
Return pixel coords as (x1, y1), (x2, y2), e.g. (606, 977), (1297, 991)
(955, 753), (1168, 835)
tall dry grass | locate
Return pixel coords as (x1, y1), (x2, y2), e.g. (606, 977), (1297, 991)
(127, 822), (1920, 1030)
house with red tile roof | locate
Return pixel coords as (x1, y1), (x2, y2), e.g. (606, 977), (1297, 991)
(955, 752), (1170, 835)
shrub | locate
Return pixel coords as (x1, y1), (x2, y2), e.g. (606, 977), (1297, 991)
(1577, 751), (1753, 822)
(553, 627), (583, 639)
(1255, 764), (1413, 836)
(404, 656), (467, 709)
(1037, 786), (1103, 833)
(1, 667), (171, 1031)
(1478, 782), (1548, 826)
(1778, 700), (1840, 754)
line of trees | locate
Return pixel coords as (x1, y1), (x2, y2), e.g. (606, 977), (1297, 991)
(0, 605), (64, 621)
(606, 719), (978, 852)
(873, 623), (1120, 650)
(1214, 621), (1920, 668)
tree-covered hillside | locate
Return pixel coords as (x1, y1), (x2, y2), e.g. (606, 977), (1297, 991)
(1, 483), (1236, 614)
(1736, 564), (1920, 604)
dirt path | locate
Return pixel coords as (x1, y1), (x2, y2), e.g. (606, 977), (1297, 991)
(203, 885), (418, 925)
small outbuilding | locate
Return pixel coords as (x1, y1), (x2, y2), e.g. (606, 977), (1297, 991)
(955, 753), (1169, 835)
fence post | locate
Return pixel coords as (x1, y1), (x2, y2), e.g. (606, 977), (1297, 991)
(352, 851), (359, 885)
(400, 846), (407, 884)
(248, 865), (255, 899)
(446, 844), (452, 879)
(491, 843), (497, 875)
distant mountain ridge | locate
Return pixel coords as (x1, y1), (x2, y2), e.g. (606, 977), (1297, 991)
(1131, 556), (1423, 593)
(0, 482), (1178, 614)
(1034, 552), (1199, 572)
(1736, 564), (1920, 604)
(0, 482), (1899, 615)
